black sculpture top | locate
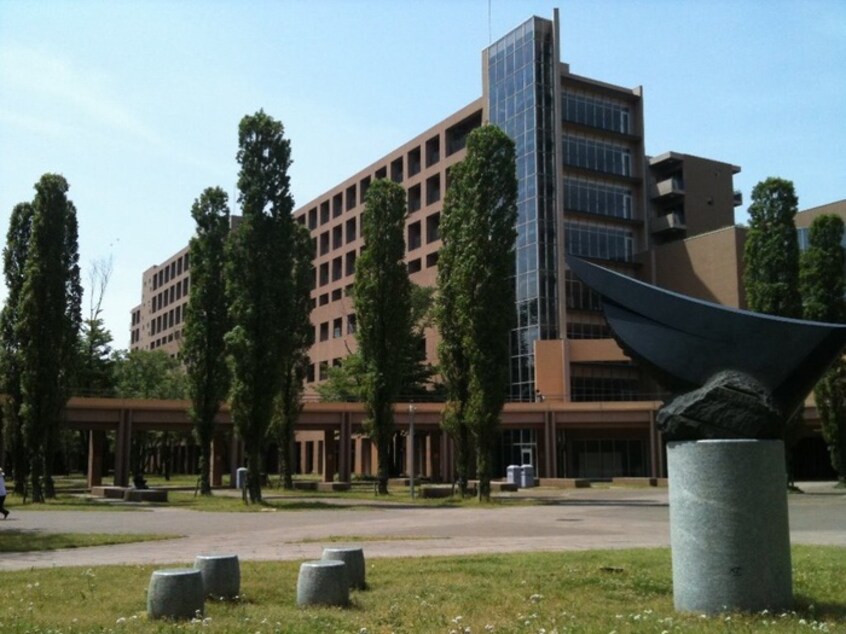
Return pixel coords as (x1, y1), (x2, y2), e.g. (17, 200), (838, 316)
(566, 256), (846, 439)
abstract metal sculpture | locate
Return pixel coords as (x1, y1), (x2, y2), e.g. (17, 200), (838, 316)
(566, 256), (846, 439)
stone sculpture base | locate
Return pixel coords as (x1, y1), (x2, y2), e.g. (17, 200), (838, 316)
(667, 439), (792, 614)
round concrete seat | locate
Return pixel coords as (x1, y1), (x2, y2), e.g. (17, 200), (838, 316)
(321, 547), (366, 589)
(147, 568), (204, 620)
(296, 560), (349, 607)
(194, 553), (240, 599)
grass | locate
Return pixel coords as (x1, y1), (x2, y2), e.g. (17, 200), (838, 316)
(0, 546), (843, 632)
(0, 531), (180, 553)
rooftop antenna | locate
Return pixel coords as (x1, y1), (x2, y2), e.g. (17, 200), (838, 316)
(488, 0), (492, 43)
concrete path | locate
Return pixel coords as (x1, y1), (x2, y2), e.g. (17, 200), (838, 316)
(1, 482), (844, 571)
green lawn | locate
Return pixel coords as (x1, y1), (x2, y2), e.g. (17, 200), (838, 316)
(0, 547), (843, 632)
(0, 531), (180, 553)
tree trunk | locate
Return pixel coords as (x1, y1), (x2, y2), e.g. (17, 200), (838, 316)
(30, 449), (45, 503)
(476, 427), (493, 503)
(454, 424), (472, 497)
(279, 433), (295, 490)
(247, 447), (262, 503)
(198, 437), (212, 496)
(376, 431), (390, 495)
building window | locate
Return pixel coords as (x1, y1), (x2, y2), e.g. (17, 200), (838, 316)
(407, 147), (421, 177)
(308, 207), (318, 229)
(425, 135), (440, 167)
(564, 178), (633, 219)
(319, 322), (329, 342)
(320, 231), (330, 256)
(407, 221), (422, 251)
(345, 251), (357, 276)
(332, 193), (343, 218)
(331, 288), (342, 302)
(426, 251), (439, 268)
(564, 221), (633, 262)
(390, 157), (403, 183)
(563, 92), (631, 135)
(563, 135), (632, 177)
(319, 361), (329, 381)
(360, 176), (371, 203)
(319, 263), (329, 286)
(346, 184), (356, 211)
(346, 217), (357, 243)
(407, 258), (422, 274)
(347, 313), (357, 334)
(320, 201), (330, 225)
(332, 225), (343, 249)
(332, 256), (343, 281)
(408, 184), (422, 213)
(426, 174), (441, 205)
(333, 318), (342, 338)
(426, 212), (440, 243)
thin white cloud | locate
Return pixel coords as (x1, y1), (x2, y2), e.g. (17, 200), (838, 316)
(0, 46), (226, 178)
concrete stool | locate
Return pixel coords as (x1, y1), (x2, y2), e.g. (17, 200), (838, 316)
(147, 568), (204, 620)
(194, 554), (240, 599)
(322, 547), (366, 590)
(296, 560), (349, 607)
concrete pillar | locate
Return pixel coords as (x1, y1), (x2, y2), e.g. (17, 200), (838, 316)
(543, 412), (557, 478)
(668, 439), (792, 614)
(87, 430), (105, 488)
(339, 414), (352, 483)
(323, 431), (336, 482)
(113, 410), (132, 487)
(211, 432), (226, 487)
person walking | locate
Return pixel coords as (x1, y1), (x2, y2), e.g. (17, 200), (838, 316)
(0, 468), (9, 519)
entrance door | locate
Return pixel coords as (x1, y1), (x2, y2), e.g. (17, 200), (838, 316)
(521, 447), (533, 465)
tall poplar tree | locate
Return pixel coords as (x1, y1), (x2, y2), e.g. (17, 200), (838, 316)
(271, 221), (314, 490)
(1, 203), (34, 494)
(743, 176), (802, 486)
(225, 111), (294, 503)
(800, 214), (846, 485)
(354, 179), (413, 495)
(743, 177), (802, 318)
(183, 187), (231, 496)
(16, 174), (82, 502)
(437, 160), (474, 495)
(435, 125), (517, 501)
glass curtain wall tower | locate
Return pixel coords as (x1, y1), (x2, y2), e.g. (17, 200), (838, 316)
(484, 15), (561, 402)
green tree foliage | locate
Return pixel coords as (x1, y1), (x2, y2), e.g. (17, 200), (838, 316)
(112, 349), (187, 399)
(75, 257), (116, 396)
(182, 187), (231, 495)
(743, 177), (802, 318)
(354, 179), (413, 494)
(271, 222), (314, 490)
(1, 202), (34, 494)
(743, 177), (803, 486)
(316, 284), (438, 404)
(800, 214), (846, 484)
(225, 111), (294, 503)
(435, 125), (517, 501)
(15, 175), (82, 502)
(112, 349), (187, 483)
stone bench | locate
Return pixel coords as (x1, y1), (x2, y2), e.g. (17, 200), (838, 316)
(123, 488), (168, 502)
(296, 560), (349, 607)
(90, 486), (128, 499)
(322, 547), (366, 589)
(292, 481), (318, 491)
(147, 568), (204, 620)
(194, 554), (240, 599)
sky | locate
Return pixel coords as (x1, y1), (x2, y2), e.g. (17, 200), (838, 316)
(1, 0), (845, 350)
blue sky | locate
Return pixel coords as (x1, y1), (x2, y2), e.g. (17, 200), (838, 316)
(1, 0), (844, 349)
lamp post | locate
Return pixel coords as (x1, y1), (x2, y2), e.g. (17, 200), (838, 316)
(408, 402), (416, 499)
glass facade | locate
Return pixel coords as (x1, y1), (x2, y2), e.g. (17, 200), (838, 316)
(486, 17), (559, 401)
(563, 92), (630, 134)
(564, 221), (633, 262)
(563, 135), (632, 176)
(564, 178), (633, 219)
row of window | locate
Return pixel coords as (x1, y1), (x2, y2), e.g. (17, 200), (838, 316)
(316, 314), (357, 343)
(149, 329), (182, 350)
(303, 111), (480, 232)
(565, 221), (634, 263)
(152, 253), (189, 290)
(152, 278), (189, 313)
(563, 136), (632, 177)
(564, 178), (634, 220)
(150, 304), (183, 336)
(563, 92), (631, 135)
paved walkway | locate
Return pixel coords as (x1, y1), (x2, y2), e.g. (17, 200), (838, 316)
(1, 483), (844, 571)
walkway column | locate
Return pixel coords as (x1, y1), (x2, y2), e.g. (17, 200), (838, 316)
(87, 430), (105, 488)
(113, 410), (132, 487)
(543, 410), (557, 478)
(338, 413), (352, 483)
(211, 432), (226, 487)
(323, 429), (337, 482)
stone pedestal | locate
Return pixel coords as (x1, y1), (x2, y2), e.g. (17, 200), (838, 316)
(296, 560), (349, 607)
(667, 439), (792, 614)
(147, 568), (204, 620)
(194, 554), (240, 599)
(322, 547), (366, 589)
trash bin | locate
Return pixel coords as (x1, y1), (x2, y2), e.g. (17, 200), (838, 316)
(520, 464), (535, 488)
(236, 467), (248, 490)
(506, 465), (522, 487)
